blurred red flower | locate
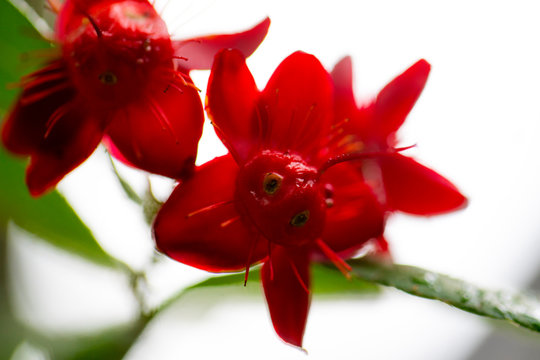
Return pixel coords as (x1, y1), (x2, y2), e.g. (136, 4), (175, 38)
(330, 57), (467, 216)
(153, 49), (385, 348)
(1, 0), (269, 196)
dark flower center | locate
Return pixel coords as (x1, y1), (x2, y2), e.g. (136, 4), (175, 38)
(290, 210), (310, 227)
(99, 71), (118, 85)
(235, 150), (327, 247)
(263, 172), (283, 195)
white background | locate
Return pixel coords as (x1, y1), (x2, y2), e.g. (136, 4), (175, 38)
(8, 1), (540, 359)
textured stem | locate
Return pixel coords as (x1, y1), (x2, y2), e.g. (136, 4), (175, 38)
(348, 258), (540, 332)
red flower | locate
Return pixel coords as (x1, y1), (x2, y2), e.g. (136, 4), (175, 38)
(330, 57), (467, 216)
(1, 0), (270, 196)
(153, 49), (385, 347)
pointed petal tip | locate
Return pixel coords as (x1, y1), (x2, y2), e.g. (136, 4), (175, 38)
(213, 47), (246, 68)
(334, 55), (352, 71)
(257, 16), (271, 33)
(26, 169), (54, 198)
(411, 58), (431, 79)
(277, 333), (305, 349)
(381, 154), (469, 216)
(173, 16), (271, 71)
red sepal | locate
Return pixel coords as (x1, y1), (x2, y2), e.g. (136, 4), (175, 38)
(262, 244), (311, 348)
(374, 59), (430, 137)
(380, 153), (467, 215)
(153, 155), (266, 272)
(260, 51), (333, 162)
(105, 76), (204, 179)
(173, 17), (270, 72)
(330, 56), (358, 126)
(206, 49), (260, 163)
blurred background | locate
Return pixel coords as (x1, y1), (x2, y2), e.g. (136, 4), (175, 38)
(3, 0), (540, 359)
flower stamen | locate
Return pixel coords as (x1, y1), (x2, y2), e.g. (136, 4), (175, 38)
(21, 71), (68, 91)
(186, 200), (234, 218)
(44, 103), (71, 138)
(315, 238), (351, 279)
(220, 215), (240, 228)
(20, 81), (71, 105)
(288, 258), (310, 294)
(161, 68), (200, 92)
(147, 96), (180, 144)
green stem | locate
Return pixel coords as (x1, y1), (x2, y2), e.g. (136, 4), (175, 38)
(348, 258), (540, 332)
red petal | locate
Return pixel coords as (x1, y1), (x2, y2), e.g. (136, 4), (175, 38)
(260, 51), (333, 162)
(153, 154), (267, 272)
(173, 17), (270, 72)
(375, 59), (430, 136)
(262, 244), (310, 348)
(206, 49), (260, 163)
(320, 163), (385, 255)
(2, 60), (72, 155)
(380, 153), (467, 215)
(25, 103), (105, 197)
(331, 56), (358, 123)
(105, 76), (204, 179)
(56, 0), (158, 40)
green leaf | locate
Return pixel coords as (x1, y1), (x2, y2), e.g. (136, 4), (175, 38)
(348, 258), (540, 333)
(153, 264), (380, 318)
(25, 319), (148, 360)
(185, 264), (379, 295)
(108, 154), (143, 205)
(0, 147), (117, 267)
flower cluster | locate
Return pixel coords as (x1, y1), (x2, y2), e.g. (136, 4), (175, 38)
(154, 49), (466, 347)
(1, 0), (466, 350)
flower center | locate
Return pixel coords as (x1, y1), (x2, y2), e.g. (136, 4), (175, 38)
(235, 150), (327, 247)
(62, 0), (174, 106)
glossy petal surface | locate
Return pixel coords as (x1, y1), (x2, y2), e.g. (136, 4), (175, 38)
(262, 245), (310, 348)
(105, 78), (204, 178)
(153, 155), (266, 272)
(260, 52), (333, 162)
(380, 153), (467, 215)
(206, 49), (259, 163)
(173, 17), (270, 72)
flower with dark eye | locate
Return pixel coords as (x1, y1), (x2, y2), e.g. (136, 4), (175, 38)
(153, 49), (385, 348)
(329, 56), (467, 216)
(1, 0), (270, 196)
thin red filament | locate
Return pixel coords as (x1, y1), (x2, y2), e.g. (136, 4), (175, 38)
(147, 96), (180, 144)
(186, 200), (233, 218)
(315, 238), (351, 279)
(220, 216), (240, 228)
(20, 81), (71, 105)
(288, 258), (310, 294)
(44, 103), (71, 138)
